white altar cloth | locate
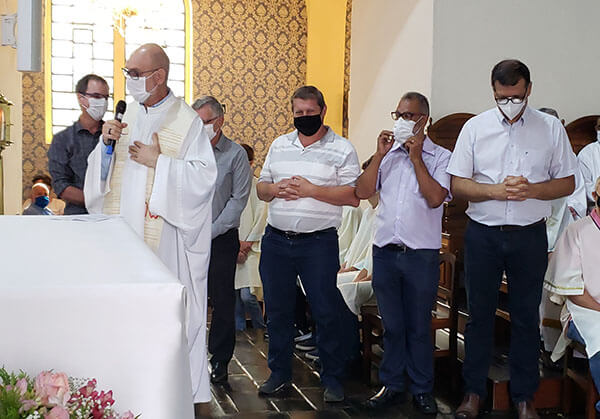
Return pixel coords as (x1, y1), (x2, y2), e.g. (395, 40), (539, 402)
(0, 215), (194, 419)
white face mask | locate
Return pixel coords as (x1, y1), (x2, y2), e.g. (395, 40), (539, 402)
(596, 130), (600, 143)
(126, 73), (156, 104)
(393, 118), (417, 143)
(204, 123), (216, 140)
(84, 97), (108, 121)
(498, 101), (526, 121)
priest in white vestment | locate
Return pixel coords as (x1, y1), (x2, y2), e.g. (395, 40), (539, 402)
(544, 178), (600, 413)
(577, 117), (600, 205)
(234, 144), (268, 330)
(83, 44), (217, 404)
(337, 206), (362, 265)
(337, 194), (379, 315)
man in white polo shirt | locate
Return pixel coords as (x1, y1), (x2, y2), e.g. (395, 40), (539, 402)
(256, 86), (360, 403)
(448, 60), (577, 419)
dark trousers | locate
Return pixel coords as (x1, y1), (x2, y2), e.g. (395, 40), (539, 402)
(371, 245), (439, 394)
(462, 219), (547, 403)
(259, 225), (346, 387)
(208, 228), (240, 365)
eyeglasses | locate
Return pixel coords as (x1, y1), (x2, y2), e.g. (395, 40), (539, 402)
(495, 96), (526, 105)
(83, 92), (109, 100)
(391, 111), (423, 121)
(202, 116), (220, 125)
(121, 67), (160, 80)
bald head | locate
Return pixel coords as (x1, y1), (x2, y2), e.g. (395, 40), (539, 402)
(128, 43), (170, 78)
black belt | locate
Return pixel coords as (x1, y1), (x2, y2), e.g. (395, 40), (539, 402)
(269, 225), (336, 239)
(383, 243), (413, 252)
(475, 218), (545, 232)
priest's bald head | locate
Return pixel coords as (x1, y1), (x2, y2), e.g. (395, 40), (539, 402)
(124, 43), (170, 106)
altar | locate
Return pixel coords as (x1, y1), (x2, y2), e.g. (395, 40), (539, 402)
(0, 215), (194, 419)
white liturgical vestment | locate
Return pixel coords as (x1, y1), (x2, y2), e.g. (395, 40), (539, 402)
(544, 213), (600, 361)
(84, 92), (217, 403)
(235, 176), (268, 297)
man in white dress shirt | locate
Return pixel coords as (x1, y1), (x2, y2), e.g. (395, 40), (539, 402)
(84, 43), (217, 406)
(448, 60), (577, 419)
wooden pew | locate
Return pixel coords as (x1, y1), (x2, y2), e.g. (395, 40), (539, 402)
(565, 115), (600, 155)
(428, 113), (475, 263)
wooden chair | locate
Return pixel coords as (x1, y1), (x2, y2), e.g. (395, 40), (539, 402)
(361, 252), (459, 383)
(562, 340), (600, 419)
(428, 112), (475, 263)
(565, 115), (600, 155)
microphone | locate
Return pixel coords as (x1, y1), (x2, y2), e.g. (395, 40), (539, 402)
(107, 100), (127, 155)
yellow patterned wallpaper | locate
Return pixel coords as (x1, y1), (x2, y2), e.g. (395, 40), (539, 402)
(192, 0), (307, 175)
(22, 0), (351, 193)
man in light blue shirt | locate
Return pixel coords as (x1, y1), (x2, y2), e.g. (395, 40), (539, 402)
(356, 92), (451, 415)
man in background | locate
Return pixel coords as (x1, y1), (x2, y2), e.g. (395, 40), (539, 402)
(48, 74), (109, 215)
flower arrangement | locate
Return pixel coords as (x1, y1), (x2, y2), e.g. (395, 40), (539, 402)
(0, 368), (138, 419)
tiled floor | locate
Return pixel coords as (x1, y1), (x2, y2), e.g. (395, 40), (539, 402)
(195, 329), (582, 418)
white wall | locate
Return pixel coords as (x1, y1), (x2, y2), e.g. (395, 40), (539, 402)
(348, 0), (434, 162)
(0, 0), (23, 214)
(431, 0), (600, 123)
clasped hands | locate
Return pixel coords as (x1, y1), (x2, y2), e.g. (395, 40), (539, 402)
(498, 175), (535, 201)
(272, 176), (314, 201)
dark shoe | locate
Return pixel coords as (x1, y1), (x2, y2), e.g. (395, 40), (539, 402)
(455, 393), (481, 419)
(517, 400), (539, 419)
(364, 386), (406, 409)
(413, 393), (438, 415)
(323, 382), (344, 403)
(210, 361), (228, 384)
(258, 376), (291, 396)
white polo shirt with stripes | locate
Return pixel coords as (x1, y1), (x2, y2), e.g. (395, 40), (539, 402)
(259, 127), (361, 233)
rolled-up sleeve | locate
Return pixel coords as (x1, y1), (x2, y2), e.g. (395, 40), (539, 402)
(433, 149), (453, 201)
(47, 133), (74, 197)
(549, 123), (577, 180)
(446, 122), (474, 179)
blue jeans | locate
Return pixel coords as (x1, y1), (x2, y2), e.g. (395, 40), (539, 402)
(259, 225), (348, 387)
(235, 287), (265, 331)
(567, 321), (600, 412)
(371, 245), (439, 394)
(462, 219), (547, 403)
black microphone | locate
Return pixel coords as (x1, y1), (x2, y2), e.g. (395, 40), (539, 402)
(107, 100), (127, 155)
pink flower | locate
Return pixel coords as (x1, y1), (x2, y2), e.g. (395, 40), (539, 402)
(45, 405), (69, 419)
(34, 371), (71, 407)
(121, 411), (135, 419)
(20, 399), (38, 411)
(15, 378), (27, 397)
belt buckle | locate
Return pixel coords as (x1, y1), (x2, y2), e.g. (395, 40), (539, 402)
(284, 230), (300, 238)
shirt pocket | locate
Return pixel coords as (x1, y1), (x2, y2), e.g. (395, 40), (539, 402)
(520, 147), (551, 183)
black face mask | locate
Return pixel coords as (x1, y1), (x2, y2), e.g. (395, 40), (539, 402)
(294, 114), (322, 137)
(596, 195), (600, 208)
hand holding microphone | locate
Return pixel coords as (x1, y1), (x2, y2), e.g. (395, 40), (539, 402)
(102, 100), (127, 155)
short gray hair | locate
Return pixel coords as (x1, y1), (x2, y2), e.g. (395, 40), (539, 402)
(192, 95), (224, 118)
(401, 91), (430, 115)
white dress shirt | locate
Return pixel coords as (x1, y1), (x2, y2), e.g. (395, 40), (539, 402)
(447, 106), (577, 226)
(577, 140), (600, 202)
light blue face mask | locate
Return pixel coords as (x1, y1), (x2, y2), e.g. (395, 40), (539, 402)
(35, 195), (50, 208)
(597, 130), (600, 143)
